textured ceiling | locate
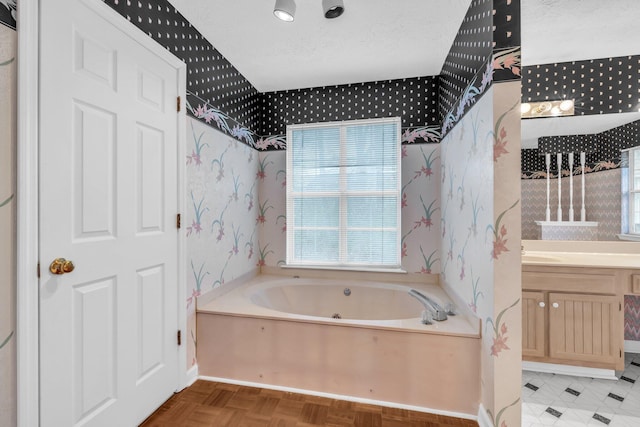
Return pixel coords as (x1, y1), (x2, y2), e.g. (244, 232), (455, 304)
(521, 0), (640, 66)
(167, 0), (472, 92)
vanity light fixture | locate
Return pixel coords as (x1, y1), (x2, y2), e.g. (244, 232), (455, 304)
(322, 0), (345, 18)
(274, 0), (296, 22)
(521, 99), (575, 119)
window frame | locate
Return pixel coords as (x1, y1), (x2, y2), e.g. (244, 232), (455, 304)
(285, 117), (402, 271)
(629, 146), (640, 236)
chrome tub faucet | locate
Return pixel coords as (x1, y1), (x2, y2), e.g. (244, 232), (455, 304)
(408, 289), (448, 323)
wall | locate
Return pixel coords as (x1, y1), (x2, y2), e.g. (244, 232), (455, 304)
(439, 0), (523, 425)
(185, 117), (259, 367)
(440, 92), (496, 413)
(440, 83), (522, 425)
(255, 77), (443, 272)
(257, 145), (442, 274)
(0, 9), (16, 427)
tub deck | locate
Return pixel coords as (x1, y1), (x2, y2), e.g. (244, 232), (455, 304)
(197, 275), (480, 337)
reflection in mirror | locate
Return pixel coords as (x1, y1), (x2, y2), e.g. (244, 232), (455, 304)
(520, 58), (640, 241)
(520, 0), (640, 242)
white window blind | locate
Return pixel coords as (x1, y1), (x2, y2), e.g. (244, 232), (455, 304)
(286, 117), (401, 268)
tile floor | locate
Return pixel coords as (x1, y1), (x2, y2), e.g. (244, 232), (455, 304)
(522, 353), (640, 427)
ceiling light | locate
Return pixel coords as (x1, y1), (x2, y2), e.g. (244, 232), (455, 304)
(322, 0), (344, 18)
(521, 99), (575, 119)
(274, 0), (296, 22)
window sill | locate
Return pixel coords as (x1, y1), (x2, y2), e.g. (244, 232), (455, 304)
(617, 234), (640, 242)
(280, 264), (407, 274)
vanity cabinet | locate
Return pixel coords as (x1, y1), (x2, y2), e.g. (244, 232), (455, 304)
(522, 266), (625, 370)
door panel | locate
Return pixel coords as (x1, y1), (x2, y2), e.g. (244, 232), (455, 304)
(549, 293), (622, 367)
(39, 0), (182, 425)
(522, 291), (546, 358)
(73, 101), (117, 240)
(73, 277), (117, 423)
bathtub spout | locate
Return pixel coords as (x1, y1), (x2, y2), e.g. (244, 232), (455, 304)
(408, 289), (448, 322)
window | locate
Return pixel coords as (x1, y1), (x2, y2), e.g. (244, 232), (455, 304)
(629, 146), (640, 235)
(286, 117), (401, 269)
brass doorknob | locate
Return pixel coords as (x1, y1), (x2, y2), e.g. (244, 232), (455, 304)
(49, 258), (75, 275)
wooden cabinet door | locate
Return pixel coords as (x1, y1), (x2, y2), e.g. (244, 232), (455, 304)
(548, 293), (623, 369)
(522, 291), (546, 358)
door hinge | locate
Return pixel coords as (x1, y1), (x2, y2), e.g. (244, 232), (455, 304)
(177, 96), (181, 112)
(37, 262), (40, 278)
(177, 330), (182, 346)
(176, 213), (181, 229)
(621, 349), (623, 358)
(620, 302), (622, 311)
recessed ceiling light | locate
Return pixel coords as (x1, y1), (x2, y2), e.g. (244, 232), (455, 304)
(521, 103), (531, 114)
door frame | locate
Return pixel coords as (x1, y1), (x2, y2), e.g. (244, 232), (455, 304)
(17, 1), (188, 425)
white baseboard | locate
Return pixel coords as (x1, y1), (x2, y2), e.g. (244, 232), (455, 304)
(199, 375), (477, 421)
(625, 340), (640, 354)
(186, 364), (199, 387)
(522, 361), (617, 380)
(477, 403), (492, 427)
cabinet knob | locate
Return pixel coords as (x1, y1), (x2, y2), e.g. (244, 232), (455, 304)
(538, 301), (545, 308)
(552, 302), (559, 308)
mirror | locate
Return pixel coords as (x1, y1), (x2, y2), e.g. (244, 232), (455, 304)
(520, 1), (640, 241)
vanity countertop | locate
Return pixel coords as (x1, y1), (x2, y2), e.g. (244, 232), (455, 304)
(522, 250), (640, 268)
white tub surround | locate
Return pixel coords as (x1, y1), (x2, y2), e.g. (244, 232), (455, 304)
(196, 274), (481, 416)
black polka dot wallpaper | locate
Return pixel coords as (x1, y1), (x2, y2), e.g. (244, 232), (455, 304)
(102, 0), (262, 133)
(522, 56), (640, 116)
(439, 0), (493, 124)
(538, 134), (601, 156)
(493, 0), (520, 50)
(260, 77), (439, 136)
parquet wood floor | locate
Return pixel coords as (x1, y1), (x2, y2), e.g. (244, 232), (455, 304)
(140, 380), (479, 427)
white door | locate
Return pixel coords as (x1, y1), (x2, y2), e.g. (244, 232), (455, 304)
(39, 0), (183, 425)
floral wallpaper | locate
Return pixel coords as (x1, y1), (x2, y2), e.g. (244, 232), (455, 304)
(0, 21), (15, 427)
(185, 117), (260, 368)
(440, 81), (523, 427)
(440, 90), (497, 414)
(256, 144), (442, 274)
